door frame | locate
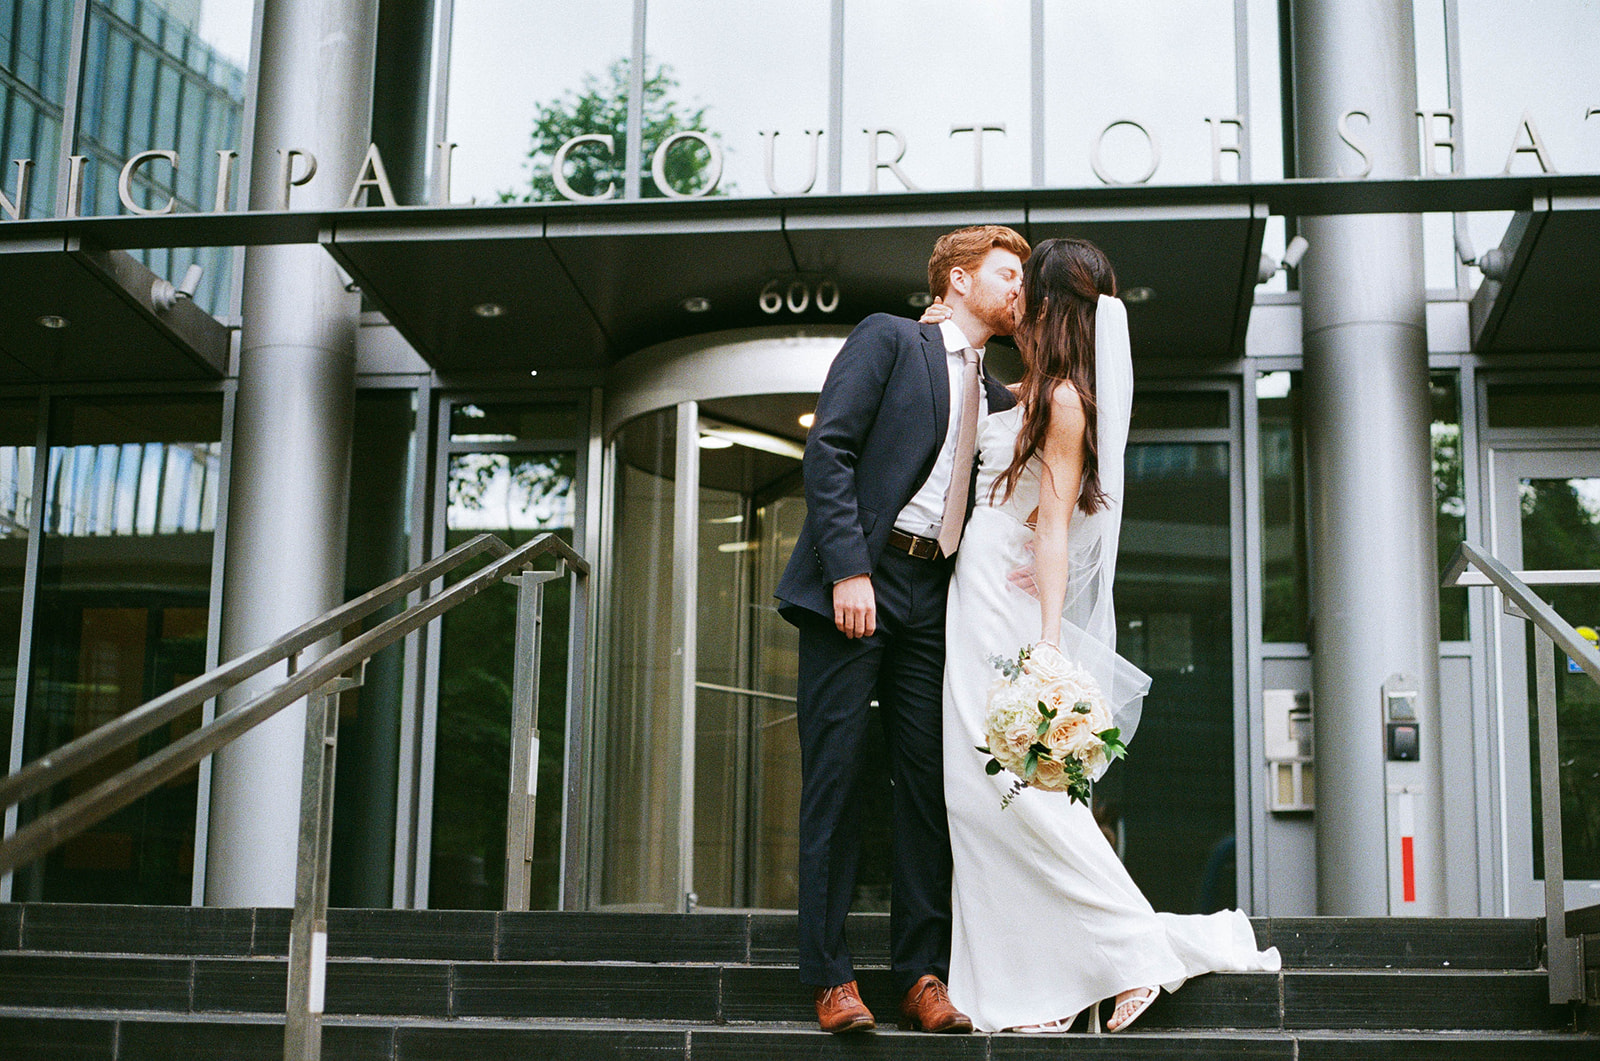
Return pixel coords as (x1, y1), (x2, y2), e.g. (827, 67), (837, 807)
(1485, 441), (1600, 916)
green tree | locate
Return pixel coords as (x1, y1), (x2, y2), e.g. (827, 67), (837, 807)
(502, 58), (726, 202)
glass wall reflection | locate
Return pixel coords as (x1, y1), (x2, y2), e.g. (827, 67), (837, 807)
(329, 390), (415, 908)
(1, 400), (36, 775)
(841, 0), (1031, 192)
(76, 0), (245, 313)
(599, 408), (680, 909)
(645, 0), (828, 198)
(1458, 1), (1600, 282)
(692, 396), (809, 909)
(1, 0), (72, 217)
(1044, 0), (1237, 186)
(1107, 435), (1236, 914)
(16, 393), (222, 904)
(430, 402), (577, 910)
(447, 0), (633, 204)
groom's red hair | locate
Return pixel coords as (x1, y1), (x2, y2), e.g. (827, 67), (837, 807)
(928, 225), (1031, 299)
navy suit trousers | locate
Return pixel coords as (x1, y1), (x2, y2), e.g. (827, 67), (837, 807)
(794, 546), (954, 995)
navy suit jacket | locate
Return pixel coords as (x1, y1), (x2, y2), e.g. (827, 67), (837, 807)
(775, 313), (1019, 622)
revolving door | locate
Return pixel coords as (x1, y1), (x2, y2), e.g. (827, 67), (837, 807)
(591, 330), (1244, 915)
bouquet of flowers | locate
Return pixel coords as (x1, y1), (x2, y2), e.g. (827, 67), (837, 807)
(976, 642), (1126, 809)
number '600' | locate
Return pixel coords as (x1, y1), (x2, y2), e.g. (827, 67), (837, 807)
(759, 278), (840, 315)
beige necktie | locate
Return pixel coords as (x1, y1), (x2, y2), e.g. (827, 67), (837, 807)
(937, 347), (982, 558)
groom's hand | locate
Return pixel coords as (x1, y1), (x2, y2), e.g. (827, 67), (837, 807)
(833, 574), (877, 638)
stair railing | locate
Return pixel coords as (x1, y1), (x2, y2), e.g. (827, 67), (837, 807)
(1443, 541), (1600, 1006)
(0, 531), (589, 1061)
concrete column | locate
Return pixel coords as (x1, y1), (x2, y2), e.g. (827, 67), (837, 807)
(205, 0), (378, 907)
(1290, 0), (1446, 914)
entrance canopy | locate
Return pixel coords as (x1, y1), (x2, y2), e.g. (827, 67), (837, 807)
(0, 237), (229, 383)
(1470, 194), (1600, 353)
(1, 174), (1595, 381)
(322, 192), (1267, 372)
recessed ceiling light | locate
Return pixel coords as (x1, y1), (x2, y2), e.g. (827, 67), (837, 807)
(1123, 286), (1155, 303)
(528, 370), (539, 377)
(798, 413), (815, 428)
(698, 434), (733, 449)
(682, 297), (711, 313)
(907, 292), (934, 308)
(472, 302), (504, 318)
(37, 314), (69, 329)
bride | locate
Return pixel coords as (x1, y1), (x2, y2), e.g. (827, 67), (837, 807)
(926, 237), (1280, 1033)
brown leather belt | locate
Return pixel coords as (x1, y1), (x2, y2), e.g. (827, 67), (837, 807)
(887, 527), (944, 560)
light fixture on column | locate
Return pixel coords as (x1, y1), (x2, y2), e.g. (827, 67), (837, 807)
(1257, 235), (1309, 284)
(152, 263), (204, 312)
(1453, 229), (1510, 282)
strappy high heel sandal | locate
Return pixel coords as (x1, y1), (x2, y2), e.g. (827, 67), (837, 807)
(1106, 986), (1158, 1032)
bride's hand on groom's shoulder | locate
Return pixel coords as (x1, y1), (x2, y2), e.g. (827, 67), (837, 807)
(918, 297), (952, 325)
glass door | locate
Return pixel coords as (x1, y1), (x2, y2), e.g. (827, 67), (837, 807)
(1107, 388), (1242, 914)
(1491, 447), (1600, 915)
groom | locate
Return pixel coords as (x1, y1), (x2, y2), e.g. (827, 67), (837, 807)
(776, 225), (1029, 1033)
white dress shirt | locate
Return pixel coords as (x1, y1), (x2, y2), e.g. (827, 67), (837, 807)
(893, 320), (988, 538)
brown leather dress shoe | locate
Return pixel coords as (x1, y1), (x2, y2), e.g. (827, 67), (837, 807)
(814, 980), (875, 1033)
(898, 974), (973, 1033)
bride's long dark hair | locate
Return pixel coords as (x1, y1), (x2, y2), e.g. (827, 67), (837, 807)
(991, 237), (1118, 515)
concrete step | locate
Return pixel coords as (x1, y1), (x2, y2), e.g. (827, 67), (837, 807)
(0, 952), (1574, 1031)
(0, 904), (1548, 970)
(1, 1013), (1597, 1061)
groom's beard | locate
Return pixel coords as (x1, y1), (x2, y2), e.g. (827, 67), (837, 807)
(971, 288), (1021, 337)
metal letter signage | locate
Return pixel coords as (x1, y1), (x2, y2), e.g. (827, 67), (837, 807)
(1416, 110), (1460, 177)
(1091, 120), (1160, 185)
(214, 150), (238, 213)
(866, 128), (921, 192)
(652, 132), (723, 199)
(118, 150), (180, 215)
(761, 130), (822, 196)
(63, 155), (88, 217)
(950, 124), (1006, 190)
(1503, 109), (1557, 174)
(345, 142), (399, 208)
(1205, 116), (1245, 183)
(1337, 110), (1374, 179)
(8, 103), (1600, 222)
(0, 158), (32, 220)
(277, 149), (318, 210)
(551, 134), (616, 201)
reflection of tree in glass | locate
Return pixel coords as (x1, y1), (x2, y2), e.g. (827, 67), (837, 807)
(1520, 478), (1600, 878)
(501, 57), (728, 202)
(448, 454), (575, 530)
(1433, 419), (1466, 639)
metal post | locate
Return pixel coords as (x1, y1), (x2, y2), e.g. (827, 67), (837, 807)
(1533, 627), (1580, 1004)
(284, 668), (361, 1061)
(1290, 0), (1445, 915)
(504, 567), (563, 911)
(207, 0), (377, 908)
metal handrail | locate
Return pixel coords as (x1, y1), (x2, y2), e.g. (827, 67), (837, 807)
(0, 531), (588, 1061)
(0, 531), (586, 878)
(0, 532), (513, 815)
(1442, 541), (1600, 1006)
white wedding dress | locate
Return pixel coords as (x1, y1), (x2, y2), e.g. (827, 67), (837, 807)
(942, 296), (1280, 1032)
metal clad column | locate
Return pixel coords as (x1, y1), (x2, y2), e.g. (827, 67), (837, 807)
(206, 0), (378, 906)
(1291, 0), (1446, 914)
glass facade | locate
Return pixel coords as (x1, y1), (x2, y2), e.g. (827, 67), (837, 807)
(1, 0), (71, 217)
(15, 392), (221, 903)
(77, 0), (244, 311)
(0, 0), (1595, 923)
(0, 400), (36, 777)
